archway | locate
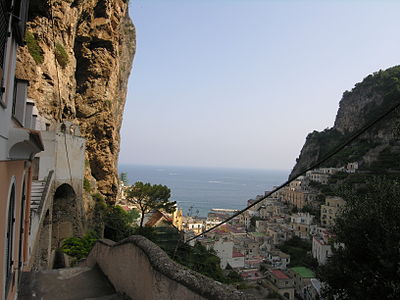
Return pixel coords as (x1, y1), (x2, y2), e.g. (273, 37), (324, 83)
(51, 184), (77, 251)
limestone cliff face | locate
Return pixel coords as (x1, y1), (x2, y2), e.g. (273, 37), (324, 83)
(16, 0), (135, 199)
(290, 66), (400, 178)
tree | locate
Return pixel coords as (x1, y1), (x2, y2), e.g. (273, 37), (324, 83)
(318, 177), (400, 299)
(103, 205), (138, 241)
(126, 181), (176, 228)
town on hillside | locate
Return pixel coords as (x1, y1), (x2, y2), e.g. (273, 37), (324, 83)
(116, 163), (358, 300)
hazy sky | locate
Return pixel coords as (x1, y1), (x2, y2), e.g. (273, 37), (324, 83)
(119, 0), (400, 170)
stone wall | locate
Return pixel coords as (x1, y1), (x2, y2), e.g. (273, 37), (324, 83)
(85, 236), (250, 300)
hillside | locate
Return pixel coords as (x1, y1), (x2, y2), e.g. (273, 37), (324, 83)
(290, 66), (400, 179)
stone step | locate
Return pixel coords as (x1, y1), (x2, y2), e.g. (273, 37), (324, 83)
(31, 192), (43, 197)
(32, 181), (46, 186)
(31, 185), (45, 190)
(84, 294), (126, 300)
(18, 266), (120, 300)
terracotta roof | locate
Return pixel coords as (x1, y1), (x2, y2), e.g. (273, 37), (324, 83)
(232, 250), (244, 258)
(145, 211), (164, 227)
(271, 269), (289, 280)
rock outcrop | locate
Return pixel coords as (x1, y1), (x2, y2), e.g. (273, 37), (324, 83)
(16, 0), (135, 200)
(290, 66), (400, 178)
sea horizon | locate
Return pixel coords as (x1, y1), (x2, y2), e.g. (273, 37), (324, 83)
(118, 164), (289, 217)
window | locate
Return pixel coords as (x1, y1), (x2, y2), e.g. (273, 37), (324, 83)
(18, 180), (26, 272)
(12, 78), (28, 126)
(5, 183), (16, 296)
(0, 0), (11, 102)
(11, 0), (29, 45)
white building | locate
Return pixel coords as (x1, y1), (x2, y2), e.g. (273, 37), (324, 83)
(212, 238), (245, 269)
(265, 250), (291, 269)
(312, 227), (333, 265)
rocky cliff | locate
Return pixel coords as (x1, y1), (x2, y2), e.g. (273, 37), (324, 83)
(290, 66), (400, 178)
(16, 0), (135, 199)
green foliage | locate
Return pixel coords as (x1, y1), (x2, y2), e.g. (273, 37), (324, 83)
(126, 181), (176, 228)
(236, 282), (252, 290)
(328, 171), (349, 184)
(61, 232), (98, 261)
(140, 229), (241, 284)
(55, 42), (69, 68)
(171, 242), (239, 284)
(91, 192), (107, 237)
(278, 237), (318, 269)
(318, 177), (400, 299)
(369, 146), (400, 173)
(267, 291), (284, 299)
(83, 177), (91, 192)
(250, 216), (261, 227)
(103, 205), (138, 241)
(226, 270), (244, 283)
(25, 31), (44, 64)
(300, 203), (320, 221)
(119, 172), (129, 185)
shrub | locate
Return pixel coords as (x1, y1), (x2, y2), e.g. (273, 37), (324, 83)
(83, 178), (91, 192)
(25, 31), (44, 64)
(55, 42), (69, 68)
(61, 232), (98, 261)
(103, 205), (137, 241)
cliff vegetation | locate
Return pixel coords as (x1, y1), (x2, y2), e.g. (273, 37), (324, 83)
(16, 0), (136, 228)
(291, 65), (400, 178)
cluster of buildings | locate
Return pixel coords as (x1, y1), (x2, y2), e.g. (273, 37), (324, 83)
(175, 165), (354, 299)
(114, 162), (355, 300)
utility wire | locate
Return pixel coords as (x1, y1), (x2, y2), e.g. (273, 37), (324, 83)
(49, 0), (73, 184)
(49, 0), (63, 121)
(185, 98), (400, 244)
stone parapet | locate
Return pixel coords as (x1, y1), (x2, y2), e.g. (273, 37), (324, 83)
(85, 235), (250, 300)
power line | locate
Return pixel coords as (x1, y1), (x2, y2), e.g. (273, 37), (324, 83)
(49, 0), (63, 121)
(49, 0), (73, 184)
(185, 98), (400, 244)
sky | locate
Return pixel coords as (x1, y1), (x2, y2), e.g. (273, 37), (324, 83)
(119, 0), (400, 171)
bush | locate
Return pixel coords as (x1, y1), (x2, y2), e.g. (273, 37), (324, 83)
(61, 232), (98, 261)
(55, 42), (69, 68)
(83, 178), (91, 192)
(103, 205), (137, 241)
(318, 177), (400, 299)
(25, 31), (44, 64)
(171, 242), (235, 284)
(278, 237), (318, 269)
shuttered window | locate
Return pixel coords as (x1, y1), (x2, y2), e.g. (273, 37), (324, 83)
(5, 183), (16, 296)
(11, 0), (29, 45)
(0, 0), (9, 96)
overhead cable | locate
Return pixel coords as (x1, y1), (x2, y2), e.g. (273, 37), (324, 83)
(185, 98), (400, 244)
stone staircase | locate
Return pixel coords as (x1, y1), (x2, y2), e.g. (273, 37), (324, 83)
(31, 180), (46, 212)
(18, 266), (126, 300)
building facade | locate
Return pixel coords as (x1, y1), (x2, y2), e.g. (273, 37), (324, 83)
(0, 1), (42, 299)
(321, 196), (345, 227)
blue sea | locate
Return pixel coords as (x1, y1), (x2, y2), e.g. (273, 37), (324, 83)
(118, 164), (289, 217)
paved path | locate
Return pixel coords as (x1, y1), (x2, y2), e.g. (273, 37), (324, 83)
(18, 266), (125, 300)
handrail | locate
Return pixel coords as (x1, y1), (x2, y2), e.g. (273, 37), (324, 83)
(37, 170), (54, 218)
